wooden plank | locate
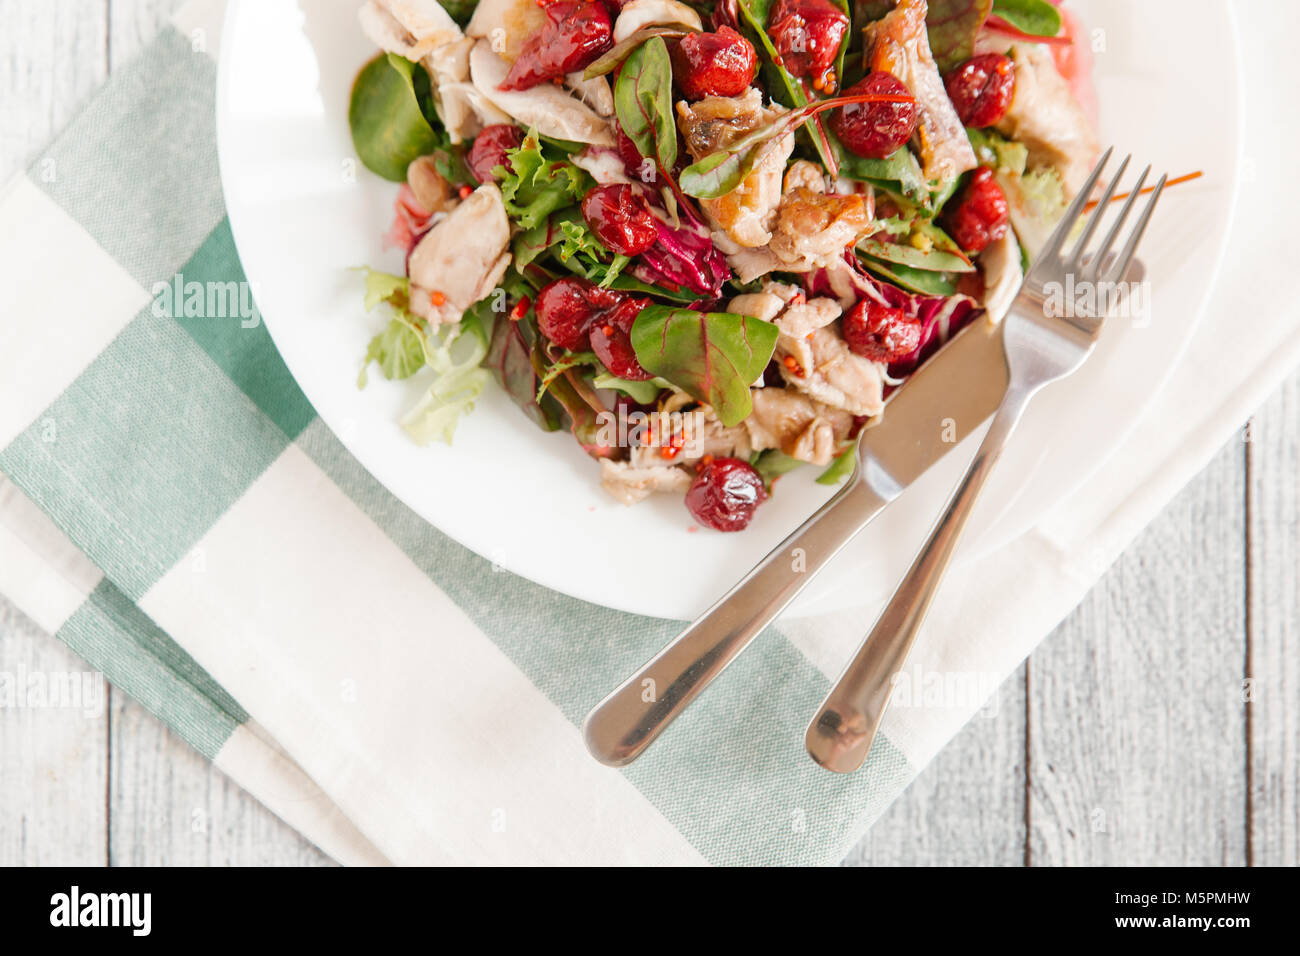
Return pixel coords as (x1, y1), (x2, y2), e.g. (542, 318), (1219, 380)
(1028, 440), (1248, 865)
(0, 598), (109, 865)
(108, 695), (334, 865)
(108, 0), (184, 68)
(844, 663), (1027, 865)
(0, 0), (110, 870)
(1247, 372), (1300, 866)
(0, 0), (109, 168)
(97, 0), (330, 867)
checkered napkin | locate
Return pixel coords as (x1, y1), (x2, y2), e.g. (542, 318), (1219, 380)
(1, 0), (1294, 865)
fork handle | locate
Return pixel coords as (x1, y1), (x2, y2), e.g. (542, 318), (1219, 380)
(583, 476), (893, 767)
(805, 386), (1033, 774)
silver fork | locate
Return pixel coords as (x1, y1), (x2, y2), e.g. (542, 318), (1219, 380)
(805, 149), (1167, 773)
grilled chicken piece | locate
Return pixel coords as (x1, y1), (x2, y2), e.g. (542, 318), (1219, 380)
(769, 162), (874, 268)
(360, 3), (510, 143)
(682, 408), (753, 462)
(995, 44), (1100, 198)
(571, 147), (633, 186)
(778, 327), (886, 416)
(426, 35), (512, 143)
(677, 90), (795, 248)
(979, 231), (1022, 323)
(407, 184), (511, 326)
(466, 0), (548, 62)
(358, 0), (462, 60)
(613, 0), (702, 42)
(600, 460), (691, 505)
(864, 0), (977, 185)
(723, 245), (786, 283)
(729, 281), (840, 336)
(469, 40), (615, 146)
(727, 290), (785, 323)
(406, 155), (454, 213)
(728, 283), (879, 416)
(744, 388), (854, 467)
(565, 72), (615, 117)
(628, 406), (753, 467)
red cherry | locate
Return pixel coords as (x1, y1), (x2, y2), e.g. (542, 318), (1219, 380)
(535, 277), (623, 351)
(467, 124), (524, 184)
(581, 184), (659, 256)
(842, 299), (922, 363)
(941, 166), (1010, 253)
(685, 457), (768, 532)
(589, 298), (652, 380)
(830, 71), (919, 159)
(670, 27), (758, 100)
(766, 0), (849, 86)
(500, 1), (613, 91)
(944, 54), (1016, 128)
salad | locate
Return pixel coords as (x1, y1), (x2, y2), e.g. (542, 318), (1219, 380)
(349, 0), (1098, 531)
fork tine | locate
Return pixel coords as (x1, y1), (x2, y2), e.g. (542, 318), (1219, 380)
(1103, 173), (1168, 285)
(1034, 146), (1114, 266)
(1066, 154), (1130, 268)
(1087, 165), (1150, 280)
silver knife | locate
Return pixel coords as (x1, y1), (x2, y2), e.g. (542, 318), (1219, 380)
(583, 314), (1011, 767)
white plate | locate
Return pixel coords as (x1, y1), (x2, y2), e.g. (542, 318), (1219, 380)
(217, 0), (1242, 620)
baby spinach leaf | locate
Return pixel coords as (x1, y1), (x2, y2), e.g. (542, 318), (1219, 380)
(816, 445), (859, 485)
(585, 25), (693, 79)
(486, 313), (564, 432)
(925, 0), (994, 72)
(592, 372), (669, 405)
(752, 449), (807, 489)
(349, 54), (442, 182)
(991, 0), (1061, 37)
(858, 238), (974, 273)
(605, 275), (700, 304)
(437, 0), (479, 26)
(614, 36), (677, 172)
(630, 306), (779, 427)
(836, 141), (931, 206)
(861, 256), (959, 296)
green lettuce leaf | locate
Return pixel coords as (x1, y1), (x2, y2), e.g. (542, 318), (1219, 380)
(361, 268), (409, 311)
(400, 310), (492, 446)
(498, 131), (595, 231)
(967, 128), (1029, 176)
(360, 319), (424, 386)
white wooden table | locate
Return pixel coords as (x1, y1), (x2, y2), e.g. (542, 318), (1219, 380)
(1, 0), (1294, 867)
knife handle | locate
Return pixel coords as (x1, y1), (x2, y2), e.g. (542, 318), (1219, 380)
(583, 474), (893, 767)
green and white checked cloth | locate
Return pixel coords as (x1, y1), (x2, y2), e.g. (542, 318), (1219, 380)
(1, 1), (1294, 865)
